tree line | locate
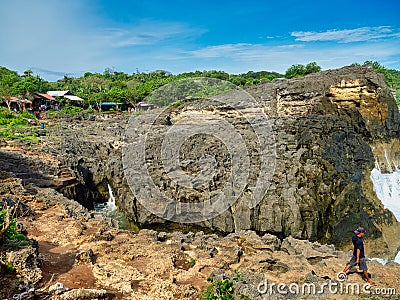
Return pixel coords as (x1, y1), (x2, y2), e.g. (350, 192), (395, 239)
(0, 61), (399, 109)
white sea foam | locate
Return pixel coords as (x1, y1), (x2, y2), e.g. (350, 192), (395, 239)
(370, 168), (400, 221)
(395, 251), (400, 264)
(370, 167), (400, 264)
(368, 257), (388, 265)
(106, 183), (117, 212)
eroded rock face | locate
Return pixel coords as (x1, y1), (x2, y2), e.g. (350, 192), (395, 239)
(6, 245), (42, 284)
(248, 65), (399, 139)
(56, 66), (400, 253)
(372, 139), (400, 173)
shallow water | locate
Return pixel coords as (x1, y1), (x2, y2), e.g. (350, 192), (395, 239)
(94, 184), (139, 232)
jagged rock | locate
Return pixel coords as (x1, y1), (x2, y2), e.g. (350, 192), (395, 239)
(156, 231), (168, 242)
(258, 256), (291, 273)
(16, 222), (28, 235)
(94, 231), (114, 241)
(260, 233), (281, 251)
(11, 286), (35, 300)
(181, 242), (189, 251)
(209, 247), (218, 258)
(75, 249), (94, 265)
(235, 245), (244, 263)
(281, 236), (336, 259)
(0, 198), (32, 217)
(304, 270), (321, 283)
(172, 252), (192, 270)
(6, 245), (42, 284)
(53, 288), (108, 300)
(49, 282), (68, 295)
(3, 141), (400, 300)
(208, 268), (225, 281)
(235, 285), (263, 300)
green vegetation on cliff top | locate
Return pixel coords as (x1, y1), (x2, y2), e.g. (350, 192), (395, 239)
(0, 61), (399, 109)
(0, 107), (39, 142)
(360, 61), (400, 101)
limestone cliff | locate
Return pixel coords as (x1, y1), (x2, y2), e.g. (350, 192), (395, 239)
(55, 65), (400, 256)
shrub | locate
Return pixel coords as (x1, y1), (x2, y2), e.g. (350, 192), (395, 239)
(0, 208), (27, 246)
(202, 278), (235, 300)
(0, 108), (29, 126)
(0, 254), (14, 273)
(18, 110), (35, 120)
(0, 108), (39, 142)
(189, 258), (196, 267)
(59, 105), (84, 115)
(201, 270), (249, 300)
(0, 107), (14, 119)
(46, 105), (85, 118)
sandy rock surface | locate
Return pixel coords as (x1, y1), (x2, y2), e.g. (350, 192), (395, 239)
(0, 148), (399, 299)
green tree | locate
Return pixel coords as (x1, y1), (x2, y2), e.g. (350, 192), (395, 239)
(0, 67), (21, 110)
(22, 69), (33, 77)
(363, 60), (386, 72)
(0, 67), (20, 85)
(361, 61), (400, 104)
(11, 75), (46, 99)
(285, 64), (306, 78)
(107, 86), (127, 103)
(285, 62), (321, 78)
(0, 84), (13, 110)
(305, 62), (321, 74)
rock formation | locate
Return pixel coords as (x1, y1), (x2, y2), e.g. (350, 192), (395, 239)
(0, 167), (398, 299)
(54, 65), (400, 256)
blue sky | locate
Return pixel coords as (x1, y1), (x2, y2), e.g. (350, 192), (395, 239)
(1, 0), (399, 81)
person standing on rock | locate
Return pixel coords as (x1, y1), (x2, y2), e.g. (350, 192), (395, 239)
(342, 227), (374, 284)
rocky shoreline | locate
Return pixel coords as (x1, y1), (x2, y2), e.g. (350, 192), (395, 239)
(1, 65), (400, 299)
(45, 65), (400, 255)
(0, 155), (399, 299)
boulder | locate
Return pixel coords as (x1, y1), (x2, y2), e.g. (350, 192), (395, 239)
(6, 245), (42, 284)
(49, 282), (68, 295)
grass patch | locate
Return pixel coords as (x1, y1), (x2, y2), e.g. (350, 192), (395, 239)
(0, 108), (40, 143)
(0, 130), (39, 143)
(47, 105), (84, 118)
(189, 258), (196, 267)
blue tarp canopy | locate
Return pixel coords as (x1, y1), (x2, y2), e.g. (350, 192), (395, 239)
(101, 102), (123, 106)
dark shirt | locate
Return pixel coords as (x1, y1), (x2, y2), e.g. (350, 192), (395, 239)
(352, 235), (365, 258)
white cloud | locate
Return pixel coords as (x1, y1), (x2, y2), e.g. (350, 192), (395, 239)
(291, 26), (400, 43)
(0, 1), (399, 81)
(99, 20), (205, 47)
(0, 0), (105, 78)
(184, 39), (400, 74)
(189, 43), (254, 58)
(0, 1), (205, 80)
